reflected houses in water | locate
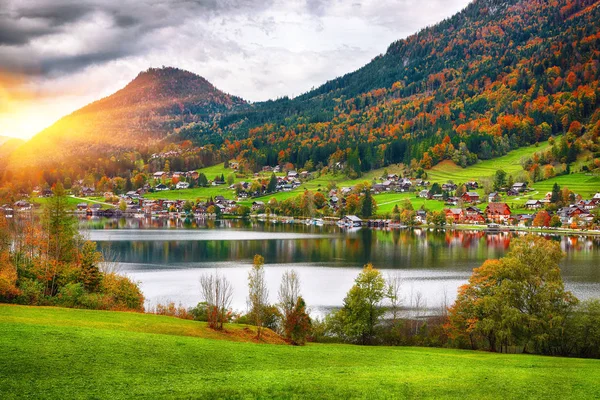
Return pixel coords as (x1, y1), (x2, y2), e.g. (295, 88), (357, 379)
(84, 219), (600, 278)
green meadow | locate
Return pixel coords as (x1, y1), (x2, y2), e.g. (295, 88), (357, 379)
(1, 305), (599, 400)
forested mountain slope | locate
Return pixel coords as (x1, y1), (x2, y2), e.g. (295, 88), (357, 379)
(190, 0), (599, 175)
(6, 0), (600, 184)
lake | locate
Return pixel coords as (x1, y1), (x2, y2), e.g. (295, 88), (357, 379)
(82, 218), (600, 317)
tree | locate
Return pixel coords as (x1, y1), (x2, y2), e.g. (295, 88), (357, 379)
(248, 255), (269, 339)
(278, 269), (311, 345)
(44, 182), (78, 264)
(360, 189), (376, 218)
(226, 173), (235, 186)
(493, 169), (507, 191)
(199, 271), (234, 330)
(533, 210), (551, 227)
(267, 173), (277, 193)
(550, 215), (562, 228)
(336, 264), (386, 344)
(79, 241), (103, 292)
(286, 297), (311, 345)
(447, 235), (577, 354)
(551, 183), (561, 203)
(387, 274), (402, 323)
(198, 173), (208, 187)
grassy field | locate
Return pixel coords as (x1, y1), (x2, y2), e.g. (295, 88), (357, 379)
(2, 305), (600, 399)
(530, 173), (600, 199)
(427, 141), (553, 183)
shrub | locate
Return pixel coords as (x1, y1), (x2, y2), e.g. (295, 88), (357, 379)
(15, 279), (45, 306)
(100, 273), (144, 311)
(56, 282), (85, 308)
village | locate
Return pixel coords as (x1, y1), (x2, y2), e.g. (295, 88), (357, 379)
(2, 167), (599, 233)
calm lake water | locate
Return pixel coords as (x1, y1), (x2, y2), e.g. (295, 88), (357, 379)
(82, 218), (600, 317)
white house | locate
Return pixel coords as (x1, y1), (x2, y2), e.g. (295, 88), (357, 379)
(176, 182), (190, 190)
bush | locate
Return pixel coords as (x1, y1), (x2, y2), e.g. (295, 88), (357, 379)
(15, 279), (45, 306)
(189, 302), (209, 321)
(100, 273), (144, 311)
(152, 302), (193, 319)
(56, 283), (85, 308)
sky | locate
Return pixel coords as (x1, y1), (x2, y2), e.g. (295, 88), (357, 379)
(0, 0), (472, 140)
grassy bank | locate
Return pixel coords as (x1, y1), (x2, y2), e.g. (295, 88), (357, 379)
(1, 305), (599, 399)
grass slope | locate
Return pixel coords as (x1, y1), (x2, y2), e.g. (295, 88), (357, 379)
(427, 141), (553, 183)
(2, 305), (599, 399)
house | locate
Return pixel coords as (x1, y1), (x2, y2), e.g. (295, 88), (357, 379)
(512, 182), (528, 193)
(507, 188), (519, 196)
(419, 189), (431, 199)
(432, 194), (444, 201)
(515, 214), (534, 227)
(340, 215), (362, 227)
(287, 170), (298, 178)
(176, 182), (190, 190)
(153, 171), (168, 180)
(76, 203), (88, 211)
(594, 193), (600, 200)
(463, 206), (484, 224)
(262, 166), (273, 172)
(442, 183), (457, 192)
(445, 197), (460, 206)
(461, 192), (480, 203)
(300, 171), (309, 179)
(387, 174), (399, 180)
(415, 210), (427, 224)
(372, 184), (386, 193)
(485, 203), (512, 223)
(14, 200), (32, 211)
(524, 199), (542, 210)
(557, 205), (590, 225)
(251, 201), (265, 212)
(229, 161), (239, 170)
(155, 183), (169, 191)
(81, 187), (95, 197)
(466, 181), (479, 190)
(576, 200), (598, 211)
(273, 165), (281, 173)
(214, 196), (226, 204)
(488, 192), (501, 203)
(445, 208), (464, 223)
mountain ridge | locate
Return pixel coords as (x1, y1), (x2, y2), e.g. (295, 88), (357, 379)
(5, 0), (600, 185)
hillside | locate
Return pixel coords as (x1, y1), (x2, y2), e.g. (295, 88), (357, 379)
(11, 67), (246, 168)
(1, 305), (599, 399)
(196, 0), (600, 174)
(4, 0), (599, 189)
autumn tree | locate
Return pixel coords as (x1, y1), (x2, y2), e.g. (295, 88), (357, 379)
(533, 210), (551, 227)
(248, 254), (269, 339)
(278, 270), (311, 345)
(447, 235), (577, 353)
(79, 241), (103, 292)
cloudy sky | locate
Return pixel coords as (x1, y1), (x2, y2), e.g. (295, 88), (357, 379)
(0, 0), (471, 140)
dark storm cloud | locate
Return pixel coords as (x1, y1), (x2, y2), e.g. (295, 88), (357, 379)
(0, 0), (273, 77)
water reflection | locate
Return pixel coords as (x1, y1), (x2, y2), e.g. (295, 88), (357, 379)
(81, 218), (600, 314)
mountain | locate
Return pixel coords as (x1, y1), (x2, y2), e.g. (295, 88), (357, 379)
(188, 0), (599, 173)
(8, 0), (600, 182)
(13, 67), (246, 167)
